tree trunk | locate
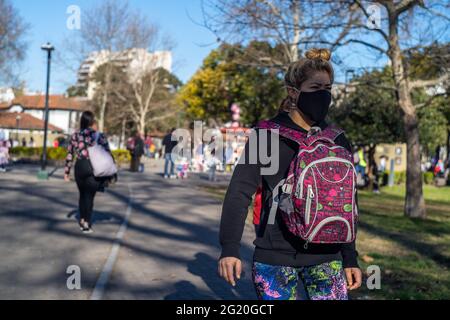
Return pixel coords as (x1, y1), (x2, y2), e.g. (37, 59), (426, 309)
(98, 90), (107, 132)
(290, 0), (301, 62)
(388, 11), (426, 218)
(138, 115), (146, 135)
(119, 118), (126, 149)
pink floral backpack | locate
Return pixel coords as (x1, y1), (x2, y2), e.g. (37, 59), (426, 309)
(257, 120), (358, 248)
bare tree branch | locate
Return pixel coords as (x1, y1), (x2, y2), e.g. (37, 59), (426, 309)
(410, 73), (449, 89)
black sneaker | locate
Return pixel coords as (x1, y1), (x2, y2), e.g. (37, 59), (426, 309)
(82, 227), (93, 234)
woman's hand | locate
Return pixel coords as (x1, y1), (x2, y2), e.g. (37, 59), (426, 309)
(218, 257), (242, 287)
(344, 267), (362, 290)
(64, 174), (71, 182)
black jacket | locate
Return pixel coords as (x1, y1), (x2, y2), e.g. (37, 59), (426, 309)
(219, 112), (359, 268)
(133, 137), (145, 157)
(162, 133), (178, 154)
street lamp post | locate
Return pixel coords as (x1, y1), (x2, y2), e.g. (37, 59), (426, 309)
(344, 69), (355, 101)
(38, 43), (54, 179)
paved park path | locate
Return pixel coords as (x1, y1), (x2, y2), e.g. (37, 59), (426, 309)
(0, 161), (256, 300)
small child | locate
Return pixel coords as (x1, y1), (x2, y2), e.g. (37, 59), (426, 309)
(0, 140), (10, 172)
(176, 157), (189, 179)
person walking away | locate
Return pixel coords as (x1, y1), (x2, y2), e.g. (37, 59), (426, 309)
(130, 132), (145, 172)
(64, 111), (114, 233)
(219, 48), (361, 300)
(21, 137), (27, 147)
(0, 140), (9, 172)
(162, 128), (178, 179)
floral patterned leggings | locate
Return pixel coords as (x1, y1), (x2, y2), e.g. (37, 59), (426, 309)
(253, 260), (348, 300)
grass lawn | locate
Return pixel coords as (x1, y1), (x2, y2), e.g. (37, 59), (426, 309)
(199, 183), (450, 300)
(354, 185), (450, 300)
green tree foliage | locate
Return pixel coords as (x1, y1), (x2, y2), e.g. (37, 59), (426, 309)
(330, 68), (405, 147)
(66, 85), (87, 98)
(178, 42), (285, 126)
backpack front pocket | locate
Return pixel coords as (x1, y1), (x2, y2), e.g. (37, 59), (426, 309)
(306, 216), (353, 244)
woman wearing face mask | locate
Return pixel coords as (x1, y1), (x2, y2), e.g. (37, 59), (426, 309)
(218, 48), (362, 300)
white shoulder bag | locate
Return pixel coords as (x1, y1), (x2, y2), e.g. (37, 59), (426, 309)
(87, 132), (118, 177)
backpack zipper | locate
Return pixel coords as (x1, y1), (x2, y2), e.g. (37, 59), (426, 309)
(305, 185), (314, 225)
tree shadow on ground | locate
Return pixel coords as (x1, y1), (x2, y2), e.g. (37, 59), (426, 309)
(359, 220), (450, 269)
(66, 209), (123, 226)
(163, 253), (255, 300)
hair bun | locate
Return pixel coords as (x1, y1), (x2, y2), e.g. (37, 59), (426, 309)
(305, 48), (331, 61)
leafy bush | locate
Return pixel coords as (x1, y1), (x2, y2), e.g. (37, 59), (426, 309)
(423, 172), (435, 185)
(10, 147), (68, 160)
(112, 150), (131, 164)
(395, 171), (406, 184)
(11, 147), (131, 164)
(383, 170), (436, 185)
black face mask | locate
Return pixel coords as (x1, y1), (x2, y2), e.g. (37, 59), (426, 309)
(291, 89), (332, 124)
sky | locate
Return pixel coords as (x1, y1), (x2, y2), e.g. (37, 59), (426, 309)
(11, 0), (449, 95)
(13, 0), (218, 94)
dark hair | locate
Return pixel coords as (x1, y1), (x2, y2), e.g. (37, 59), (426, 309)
(80, 111), (95, 130)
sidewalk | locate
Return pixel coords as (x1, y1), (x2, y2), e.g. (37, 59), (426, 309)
(104, 158), (256, 299)
(0, 162), (256, 300)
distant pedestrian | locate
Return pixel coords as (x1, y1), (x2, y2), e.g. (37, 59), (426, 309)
(64, 111), (115, 234)
(21, 137), (27, 147)
(379, 155), (387, 173)
(162, 128), (178, 179)
(28, 137), (35, 148)
(354, 147), (367, 186)
(372, 162), (380, 194)
(149, 143), (156, 158)
(206, 149), (220, 182)
(144, 135), (153, 158)
(0, 140), (9, 172)
(129, 132), (145, 172)
(434, 159), (444, 177)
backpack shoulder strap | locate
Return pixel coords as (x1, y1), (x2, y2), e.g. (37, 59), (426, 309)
(256, 120), (307, 145)
(304, 125), (344, 146)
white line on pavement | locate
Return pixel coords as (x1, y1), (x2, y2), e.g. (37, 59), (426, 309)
(90, 183), (133, 300)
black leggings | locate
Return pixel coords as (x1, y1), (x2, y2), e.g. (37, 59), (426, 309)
(75, 159), (100, 224)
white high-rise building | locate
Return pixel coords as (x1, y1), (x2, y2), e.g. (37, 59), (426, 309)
(77, 49), (172, 99)
(0, 88), (15, 103)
